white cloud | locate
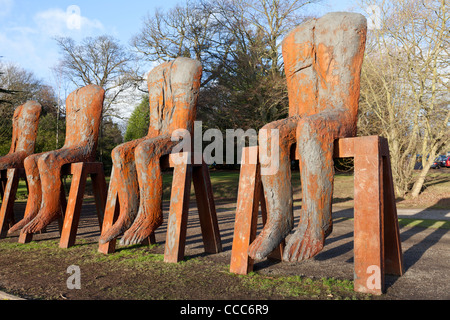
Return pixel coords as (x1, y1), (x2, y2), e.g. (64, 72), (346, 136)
(33, 7), (104, 37)
(0, 5), (105, 86)
(0, 0), (13, 17)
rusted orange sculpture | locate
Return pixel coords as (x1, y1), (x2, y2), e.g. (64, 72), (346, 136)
(8, 84), (105, 235)
(0, 101), (41, 236)
(248, 12), (367, 262)
(0, 101), (42, 171)
(99, 57), (202, 246)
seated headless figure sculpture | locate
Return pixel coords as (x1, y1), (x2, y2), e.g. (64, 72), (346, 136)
(99, 57), (202, 246)
(9, 85), (105, 235)
(0, 101), (41, 171)
(248, 12), (367, 261)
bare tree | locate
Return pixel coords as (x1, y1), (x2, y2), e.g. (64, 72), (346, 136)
(358, 0), (449, 197)
(0, 62), (59, 154)
(198, 0), (320, 129)
(55, 35), (135, 120)
(55, 35), (136, 161)
(131, 0), (232, 87)
(207, 0), (319, 75)
(0, 57), (17, 104)
(131, 0), (320, 131)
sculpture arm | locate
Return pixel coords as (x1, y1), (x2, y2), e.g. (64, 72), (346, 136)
(297, 107), (357, 142)
(0, 151), (29, 170)
(35, 146), (98, 171)
(136, 134), (179, 162)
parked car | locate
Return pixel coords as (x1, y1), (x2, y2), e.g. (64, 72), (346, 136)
(437, 155), (448, 167)
(445, 156), (450, 168)
(430, 157), (441, 169)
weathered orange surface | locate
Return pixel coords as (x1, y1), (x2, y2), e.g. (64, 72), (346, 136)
(0, 101), (41, 170)
(99, 57), (202, 246)
(248, 12), (367, 261)
(8, 84), (105, 236)
(0, 101), (41, 235)
(232, 136), (404, 295)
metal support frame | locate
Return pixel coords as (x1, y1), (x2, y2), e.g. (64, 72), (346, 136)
(230, 136), (404, 295)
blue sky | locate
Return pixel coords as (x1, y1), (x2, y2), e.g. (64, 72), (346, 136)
(0, 0), (361, 89)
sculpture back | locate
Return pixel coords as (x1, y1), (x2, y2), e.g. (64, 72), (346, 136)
(64, 84), (105, 155)
(282, 12), (367, 124)
(9, 101), (42, 155)
(147, 57), (202, 137)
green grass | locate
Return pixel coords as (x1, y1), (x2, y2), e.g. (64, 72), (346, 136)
(237, 272), (363, 300)
(0, 239), (368, 300)
(398, 218), (450, 229)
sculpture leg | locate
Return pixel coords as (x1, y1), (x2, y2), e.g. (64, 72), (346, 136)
(120, 135), (175, 246)
(283, 111), (352, 261)
(0, 152), (27, 171)
(98, 140), (143, 244)
(248, 117), (298, 260)
(21, 149), (90, 234)
(8, 154), (42, 234)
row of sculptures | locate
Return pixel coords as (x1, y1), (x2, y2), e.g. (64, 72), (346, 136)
(0, 12), (367, 262)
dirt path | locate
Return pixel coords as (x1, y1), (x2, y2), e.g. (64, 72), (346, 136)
(0, 200), (449, 300)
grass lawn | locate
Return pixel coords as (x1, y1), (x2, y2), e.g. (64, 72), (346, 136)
(0, 167), (448, 301)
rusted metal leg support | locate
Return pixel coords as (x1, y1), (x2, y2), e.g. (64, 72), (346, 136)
(230, 147), (261, 275)
(231, 138), (403, 295)
(350, 136), (403, 295)
(0, 168), (21, 238)
(98, 168), (120, 254)
(164, 152), (222, 263)
(58, 162), (107, 248)
(164, 153), (192, 263)
(16, 162), (106, 247)
(192, 161), (222, 255)
(100, 152), (222, 262)
(230, 146), (284, 274)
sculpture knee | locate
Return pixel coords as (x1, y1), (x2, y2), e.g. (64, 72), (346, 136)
(111, 141), (139, 167)
(37, 153), (57, 171)
(111, 145), (128, 166)
(24, 155), (39, 173)
(297, 117), (319, 136)
(135, 141), (160, 166)
(297, 118), (336, 169)
(298, 116), (335, 147)
(261, 121), (279, 132)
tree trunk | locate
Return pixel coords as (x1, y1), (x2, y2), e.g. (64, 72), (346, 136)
(410, 163), (432, 198)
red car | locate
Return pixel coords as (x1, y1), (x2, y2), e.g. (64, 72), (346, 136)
(446, 156), (450, 168)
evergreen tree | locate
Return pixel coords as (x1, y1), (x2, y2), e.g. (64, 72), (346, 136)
(124, 96), (150, 142)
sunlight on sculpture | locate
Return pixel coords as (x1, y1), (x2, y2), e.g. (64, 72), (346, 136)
(9, 84), (105, 236)
(248, 12), (367, 262)
(99, 57), (202, 246)
(0, 101), (41, 171)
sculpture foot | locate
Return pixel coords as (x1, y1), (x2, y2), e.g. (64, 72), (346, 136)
(8, 216), (35, 234)
(21, 212), (59, 234)
(119, 214), (162, 246)
(99, 219), (130, 244)
(282, 225), (324, 262)
(248, 221), (292, 260)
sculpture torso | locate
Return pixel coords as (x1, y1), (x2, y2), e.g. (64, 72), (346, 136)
(282, 12), (366, 129)
(147, 57), (202, 137)
(9, 101), (41, 155)
(63, 84), (104, 156)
